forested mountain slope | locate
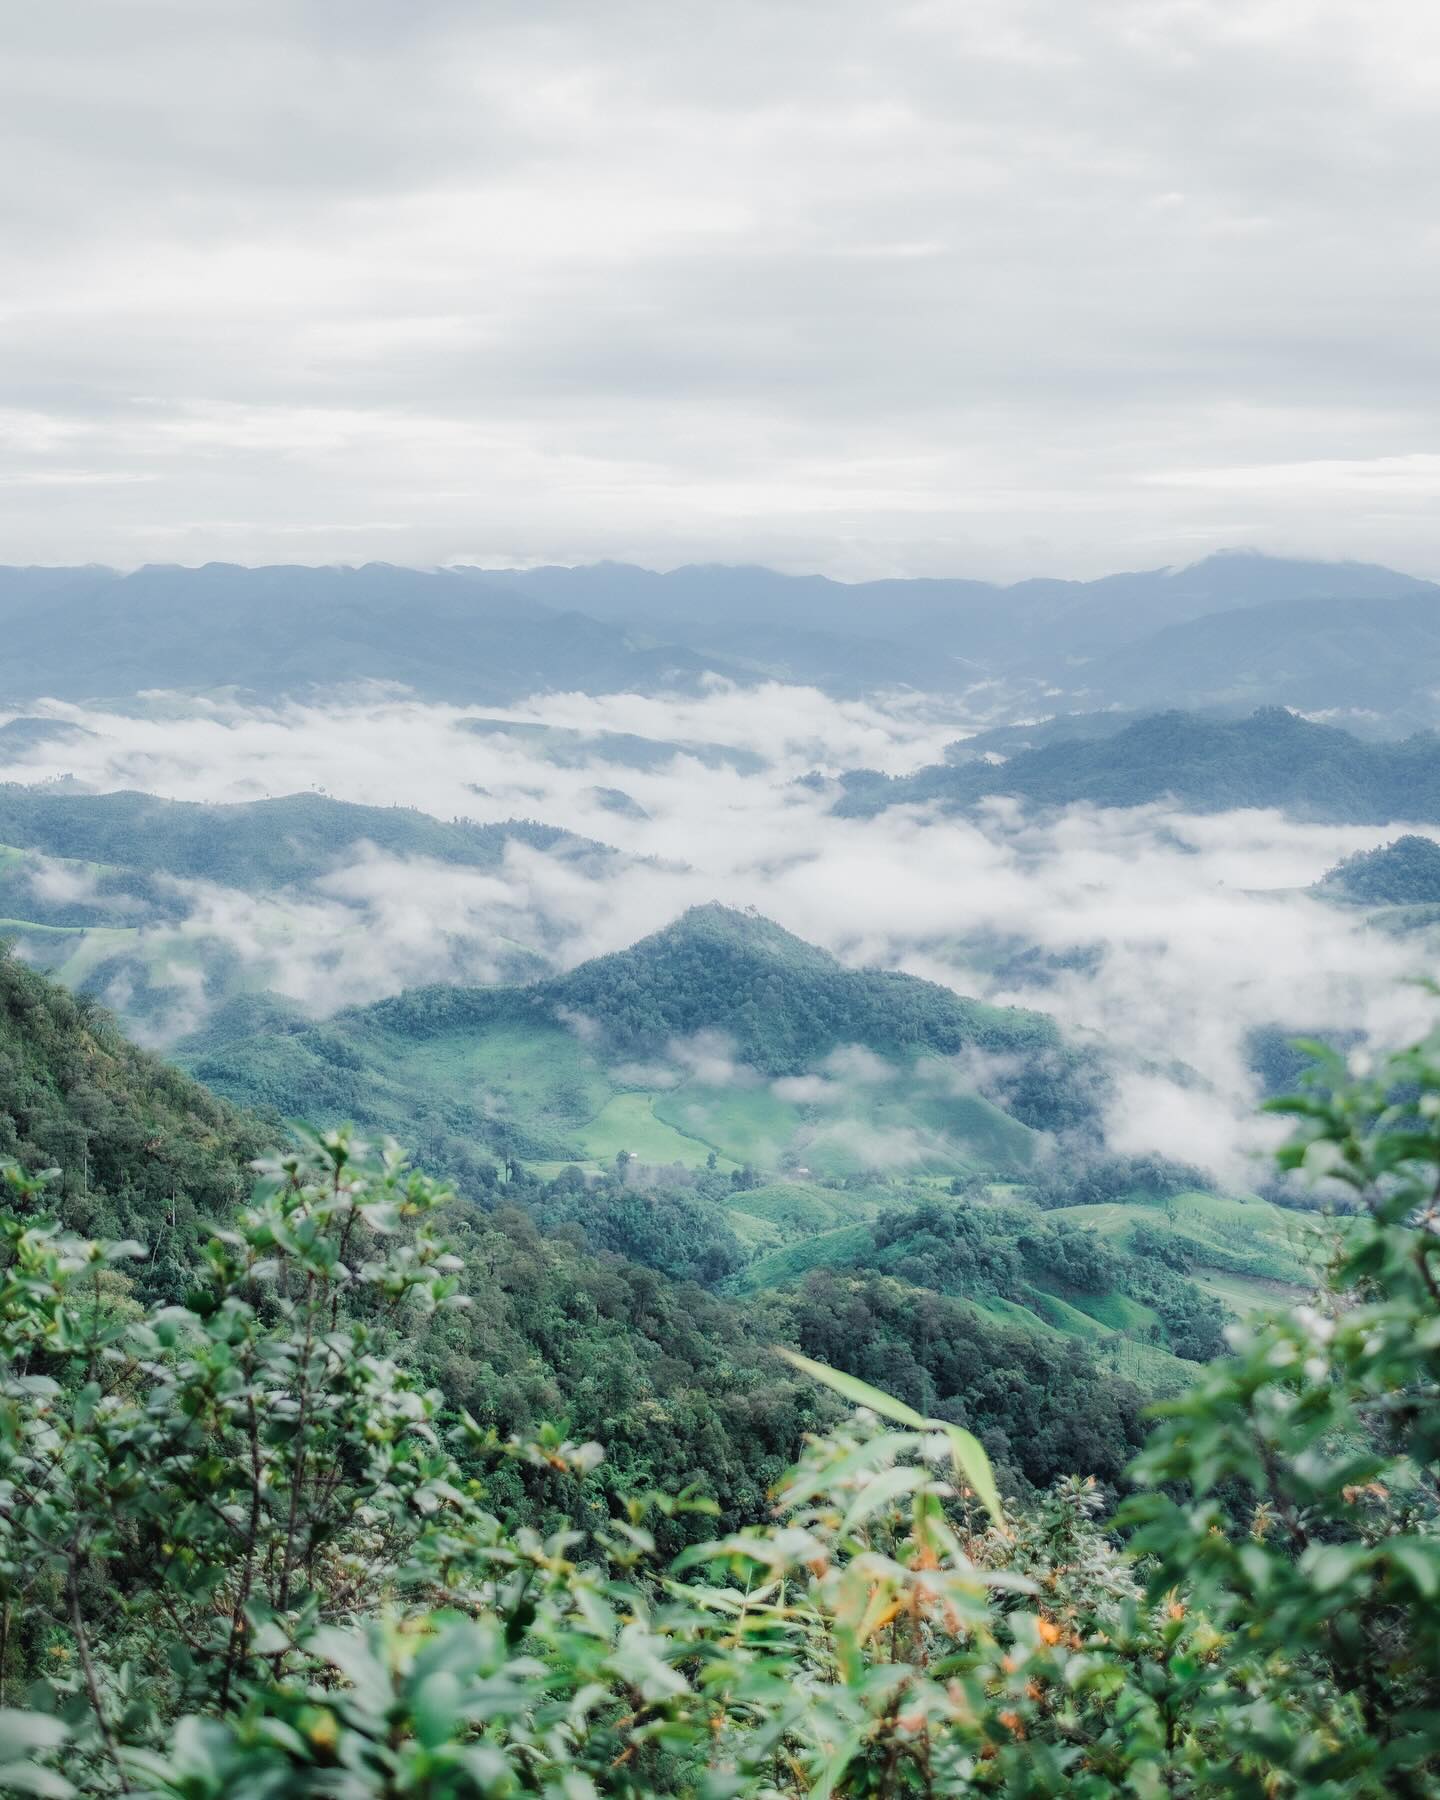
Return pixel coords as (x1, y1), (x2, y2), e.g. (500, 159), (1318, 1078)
(839, 707), (1440, 821)
(0, 946), (264, 1290)
(185, 905), (1100, 1185)
(0, 784), (608, 896)
(0, 943), (1153, 1510)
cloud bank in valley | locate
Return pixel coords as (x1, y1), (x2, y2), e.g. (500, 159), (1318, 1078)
(1, 683), (1433, 1183)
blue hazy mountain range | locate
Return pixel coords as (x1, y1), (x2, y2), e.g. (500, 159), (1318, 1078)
(1, 551), (1436, 720)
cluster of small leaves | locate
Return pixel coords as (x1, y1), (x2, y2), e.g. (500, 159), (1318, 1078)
(1123, 1029), (1440, 1795)
(0, 1131), (497, 1792)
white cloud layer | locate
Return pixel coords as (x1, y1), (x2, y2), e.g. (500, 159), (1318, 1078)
(5, 1), (1440, 575)
(3, 683), (1436, 1184)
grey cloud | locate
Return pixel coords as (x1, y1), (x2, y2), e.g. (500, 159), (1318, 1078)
(798, 1119), (931, 1172)
(770, 1074), (839, 1104)
(821, 1046), (894, 1085)
(611, 1060), (683, 1090)
(664, 1032), (759, 1090)
(4, 2), (1440, 573)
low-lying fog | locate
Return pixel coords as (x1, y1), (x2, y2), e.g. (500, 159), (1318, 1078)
(3, 682), (1433, 1186)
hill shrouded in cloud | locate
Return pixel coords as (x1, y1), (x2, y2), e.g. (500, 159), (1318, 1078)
(0, 783), (610, 891)
(184, 903), (1098, 1181)
(0, 783), (609, 892)
(839, 708), (1440, 823)
(0, 782), (622, 1039)
(1317, 835), (1440, 906)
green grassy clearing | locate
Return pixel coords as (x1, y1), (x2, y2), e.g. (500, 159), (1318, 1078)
(576, 1091), (732, 1168)
(1046, 1189), (1320, 1288)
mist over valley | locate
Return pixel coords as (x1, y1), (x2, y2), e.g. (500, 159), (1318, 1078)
(4, 553), (1439, 1194)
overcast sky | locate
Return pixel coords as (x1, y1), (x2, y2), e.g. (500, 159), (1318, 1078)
(4, 0), (1439, 580)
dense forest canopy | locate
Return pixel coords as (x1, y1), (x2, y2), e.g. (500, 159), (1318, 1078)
(537, 906), (1086, 1095)
(0, 946), (264, 1294)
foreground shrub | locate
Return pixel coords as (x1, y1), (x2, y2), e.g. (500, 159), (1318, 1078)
(1, 1025), (1440, 1795)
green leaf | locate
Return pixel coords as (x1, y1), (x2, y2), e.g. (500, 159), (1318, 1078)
(810, 1725), (866, 1800)
(841, 1464), (928, 1532)
(307, 1626), (394, 1716)
(0, 1714), (66, 1760)
(776, 1350), (1005, 1524)
(938, 1422), (1004, 1527)
(1388, 1539), (1440, 1599)
(411, 1669), (463, 1749)
(0, 1763), (73, 1799)
(0, 1713), (69, 1800)
(1305, 1543), (1367, 1592)
(774, 1349), (929, 1428)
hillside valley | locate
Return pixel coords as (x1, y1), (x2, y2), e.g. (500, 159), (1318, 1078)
(176, 903), (1318, 1396)
(0, 933), (1215, 1506)
(0, 571), (1429, 1468)
(0, 545), (1436, 1798)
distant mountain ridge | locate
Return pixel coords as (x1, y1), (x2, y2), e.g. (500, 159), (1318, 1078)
(1, 551), (1436, 715)
(473, 549), (1435, 663)
(0, 562), (754, 705)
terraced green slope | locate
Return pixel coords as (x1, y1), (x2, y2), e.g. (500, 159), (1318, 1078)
(0, 939), (1159, 1505)
(728, 1181), (1319, 1396)
(179, 903), (1318, 1391)
(185, 906), (1080, 1183)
